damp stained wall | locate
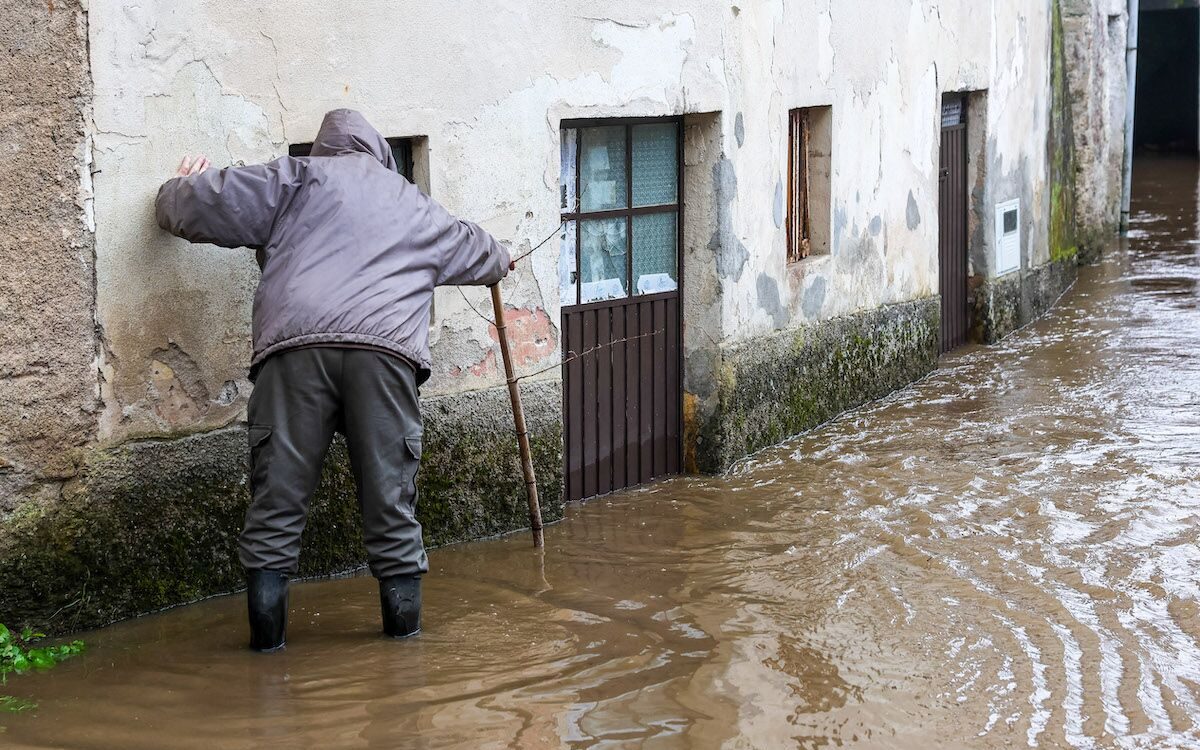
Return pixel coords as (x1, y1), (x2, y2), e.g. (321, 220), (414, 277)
(0, 0), (98, 511)
(1061, 0), (1129, 251)
(86, 0), (1067, 443)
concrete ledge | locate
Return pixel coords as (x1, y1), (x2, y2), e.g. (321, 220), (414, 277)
(971, 257), (1078, 344)
(0, 381), (563, 634)
(692, 298), (940, 473)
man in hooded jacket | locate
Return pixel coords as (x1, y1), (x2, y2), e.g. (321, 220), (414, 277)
(155, 109), (512, 651)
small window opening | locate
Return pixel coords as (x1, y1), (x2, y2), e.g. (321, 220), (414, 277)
(289, 137), (416, 183)
(787, 106), (832, 263)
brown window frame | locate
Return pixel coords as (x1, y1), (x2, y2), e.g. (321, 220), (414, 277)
(787, 108), (813, 263)
(560, 116), (683, 308)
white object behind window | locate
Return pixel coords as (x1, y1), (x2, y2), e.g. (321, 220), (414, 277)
(580, 278), (626, 303)
(636, 273), (678, 295)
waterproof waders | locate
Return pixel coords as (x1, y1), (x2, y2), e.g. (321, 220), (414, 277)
(241, 347), (427, 648)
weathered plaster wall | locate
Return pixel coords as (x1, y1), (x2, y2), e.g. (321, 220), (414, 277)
(982, 0), (1055, 277)
(0, 0), (98, 513)
(1062, 0), (1129, 259)
(721, 1), (990, 340)
(84, 0), (1058, 438)
(82, 0), (1079, 490)
(86, 1), (730, 438)
(969, 0), (1086, 346)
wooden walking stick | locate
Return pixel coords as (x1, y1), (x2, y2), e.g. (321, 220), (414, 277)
(490, 284), (545, 547)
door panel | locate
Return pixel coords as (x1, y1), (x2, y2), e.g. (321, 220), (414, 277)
(562, 293), (681, 502)
(939, 122), (969, 353)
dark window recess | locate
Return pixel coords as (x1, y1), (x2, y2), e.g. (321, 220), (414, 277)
(288, 137), (415, 181)
(788, 109), (813, 262)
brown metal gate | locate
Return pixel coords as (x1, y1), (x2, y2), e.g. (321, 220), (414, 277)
(562, 294), (680, 502)
(560, 118), (683, 503)
(938, 101), (969, 353)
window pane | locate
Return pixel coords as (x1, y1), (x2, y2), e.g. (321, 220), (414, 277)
(559, 220), (577, 306)
(579, 126), (627, 212)
(579, 217), (628, 303)
(632, 212), (677, 294)
(632, 123), (678, 207)
(560, 128), (577, 213)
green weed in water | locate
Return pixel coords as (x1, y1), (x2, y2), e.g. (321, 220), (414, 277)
(0, 696), (35, 713)
(0, 623), (85, 713)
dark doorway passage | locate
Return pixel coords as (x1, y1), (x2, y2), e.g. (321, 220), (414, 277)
(938, 96), (970, 354)
(1135, 7), (1200, 154)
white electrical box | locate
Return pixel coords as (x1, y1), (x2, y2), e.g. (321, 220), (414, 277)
(994, 199), (1020, 276)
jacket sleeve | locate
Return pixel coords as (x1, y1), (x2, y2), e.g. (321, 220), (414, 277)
(155, 157), (303, 249)
(427, 198), (509, 287)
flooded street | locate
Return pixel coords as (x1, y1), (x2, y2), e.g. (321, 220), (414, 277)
(5, 157), (1200, 749)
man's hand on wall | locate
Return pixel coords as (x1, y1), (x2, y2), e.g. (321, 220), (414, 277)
(174, 155), (210, 178)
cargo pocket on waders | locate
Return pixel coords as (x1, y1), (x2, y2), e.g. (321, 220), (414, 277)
(248, 424), (273, 494)
(402, 435), (423, 498)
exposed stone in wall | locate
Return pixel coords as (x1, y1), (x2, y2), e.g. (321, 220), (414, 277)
(1049, 0), (1082, 266)
(0, 0), (98, 513)
(971, 256), (1079, 344)
(691, 299), (940, 474)
(1061, 0), (1128, 259)
(0, 382), (564, 634)
(681, 112), (726, 473)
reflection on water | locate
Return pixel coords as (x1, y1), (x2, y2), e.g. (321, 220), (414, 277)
(5, 157), (1200, 748)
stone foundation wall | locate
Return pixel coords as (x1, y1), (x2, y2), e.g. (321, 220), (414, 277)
(971, 258), (1079, 344)
(0, 382), (563, 634)
(690, 298), (941, 474)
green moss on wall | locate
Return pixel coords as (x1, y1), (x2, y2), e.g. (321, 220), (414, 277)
(1048, 0), (1080, 265)
(0, 382), (563, 635)
(692, 298), (940, 473)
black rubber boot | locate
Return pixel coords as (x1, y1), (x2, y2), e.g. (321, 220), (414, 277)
(379, 575), (422, 638)
(246, 569), (289, 653)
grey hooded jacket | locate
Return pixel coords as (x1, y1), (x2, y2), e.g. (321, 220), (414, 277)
(155, 109), (508, 383)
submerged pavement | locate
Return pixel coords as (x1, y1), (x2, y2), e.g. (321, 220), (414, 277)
(5, 157), (1200, 748)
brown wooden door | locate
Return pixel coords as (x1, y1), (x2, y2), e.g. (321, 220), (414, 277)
(938, 113), (969, 353)
(559, 118), (683, 503)
(562, 293), (680, 502)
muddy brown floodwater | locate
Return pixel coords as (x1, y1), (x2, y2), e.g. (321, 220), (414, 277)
(5, 157), (1200, 749)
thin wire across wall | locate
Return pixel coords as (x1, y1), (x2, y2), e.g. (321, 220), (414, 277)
(453, 207), (667, 383)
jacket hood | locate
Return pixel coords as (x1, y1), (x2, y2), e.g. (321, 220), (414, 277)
(309, 109), (396, 170)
